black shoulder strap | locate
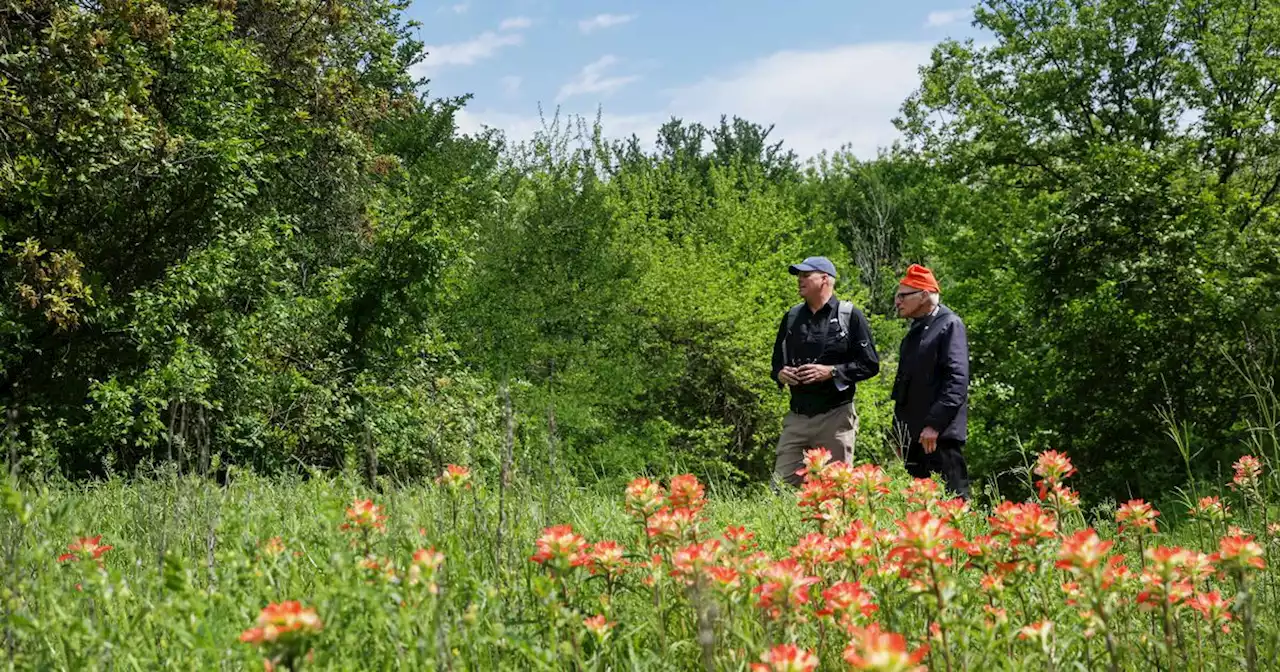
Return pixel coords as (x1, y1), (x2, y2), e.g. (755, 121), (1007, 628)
(783, 303), (805, 335)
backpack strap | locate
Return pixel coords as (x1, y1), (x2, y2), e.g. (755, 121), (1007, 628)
(783, 303), (805, 335)
(837, 300), (854, 339)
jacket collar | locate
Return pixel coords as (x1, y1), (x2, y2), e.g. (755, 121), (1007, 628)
(910, 304), (949, 331)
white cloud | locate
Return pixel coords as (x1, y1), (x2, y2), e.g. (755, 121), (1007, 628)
(412, 19), (531, 79)
(500, 75), (522, 97)
(660, 41), (935, 159)
(556, 55), (640, 102)
(578, 13), (636, 34)
(924, 8), (969, 28)
(499, 16), (532, 31)
(462, 41), (936, 160)
(449, 1), (470, 14)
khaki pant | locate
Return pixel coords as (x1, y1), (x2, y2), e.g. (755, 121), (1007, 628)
(773, 402), (859, 487)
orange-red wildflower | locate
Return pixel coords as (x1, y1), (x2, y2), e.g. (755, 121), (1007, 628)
(583, 614), (614, 641)
(750, 643), (818, 672)
(1230, 455), (1262, 491)
(1189, 496), (1229, 523)
(667, 474), (706, 512)
(797, 447), (833, 480)
(529, 524), (589, 574)
(624, 477), (665, 520)
(1216, 535), (1266, 573)
(753, 559), (821, 619)
(58, 535), (113, 564)
(437, 464), (472, 489)
(1055, 529), (1114, 574)
(1115, 499), (1159, 535)
(670, 540), (722, 585)
(340, 499), (386, 533)
(842, 623), (928, 672)
(1188, 591), (1233, 633)
(239, 601), (323, 645)
(817, 581), (878, 622)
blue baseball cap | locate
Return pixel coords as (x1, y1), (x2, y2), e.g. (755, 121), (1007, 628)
(788, 256), (837, 278)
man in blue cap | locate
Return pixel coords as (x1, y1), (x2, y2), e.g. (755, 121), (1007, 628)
(769, 256), (880, 486)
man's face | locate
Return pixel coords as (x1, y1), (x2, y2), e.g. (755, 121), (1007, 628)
(797, 271), (827, 300)
(894, 283), (928, 318)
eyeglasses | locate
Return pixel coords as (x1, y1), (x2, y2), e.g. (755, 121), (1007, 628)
(894, 289), (924, 300)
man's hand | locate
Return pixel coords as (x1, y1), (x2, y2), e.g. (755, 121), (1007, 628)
(920, 426), (939, 454)
(796, 363), (835, 385)
(778, 366), (802, 386)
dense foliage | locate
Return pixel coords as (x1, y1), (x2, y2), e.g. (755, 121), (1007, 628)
(3, 0), (1279, 508)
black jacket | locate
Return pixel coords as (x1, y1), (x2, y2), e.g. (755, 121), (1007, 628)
(770, 295), (880, 417)
(891, 304), (969, 443)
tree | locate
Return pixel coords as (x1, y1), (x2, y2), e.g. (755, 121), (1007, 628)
(897, 0), (1280, 500)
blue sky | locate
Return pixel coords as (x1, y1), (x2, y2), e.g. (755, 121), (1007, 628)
(404, 1), (986, 159)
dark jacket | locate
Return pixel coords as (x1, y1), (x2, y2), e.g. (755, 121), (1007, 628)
(770, 295), (880, 417)
(891, 304), (969, 443)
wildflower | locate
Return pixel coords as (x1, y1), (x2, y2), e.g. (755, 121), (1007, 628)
(624, 477), (665, 520)
(797, 447), (833, 480)
(1115, 499), (1159, 535)
(670, 540), (722, 585)
(988, 501), (1057, 547)
(57, 535), (113, 564)
(1018, 620), (1054, 644)
(790, 532), (837, 570)
(888, 510), (963, 570)
(1188, 496), (1229, 523)
(1230, 455), (1262, 491)
(408, 548), (445, 593)
(1061, 581), (1083, 607)
(843, 623), (928, 672)
(797, 478), (840, 514)
(845, 463), (891, 505)
(1033, 450), (1076, 497)
(667, 474), (706, 512)
(529, 524), (589, 574)
(1055, 529), (1114, 574)
(1188, 591), (1233, 633)
(437, 464), (472, 490)
(753, 559), (821, 619)
(832, 520), (876, 566)
(750, 643), (819, 672)
(817, 581), (877, 621)
(239, 601), (323, 644)
(260, 537), (288, 559)
(935, 497), (969, 523)
(339, 499), (387, 533)
(724, 525), (757, 553)
(358, 555), (399, 584)
(980, 573), (1006, 594)
(983, 605), (1008, 629)
(1041, 484), (1081, 513)
(1216, 535), (1266, 573)
(705, 565), (743, 593)
(585, 540), (628, 579)
(1180, 550), (1216, 583)
(583, 614), (614, 641)
(906, 478), (941, 508)
(1137, 547), (1194, 611)
(645, 507), (699, 546)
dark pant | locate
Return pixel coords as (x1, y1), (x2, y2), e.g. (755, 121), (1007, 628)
(904, 438), (971, 500)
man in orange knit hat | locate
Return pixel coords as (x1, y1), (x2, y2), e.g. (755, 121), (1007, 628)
(891, 263), (971, 499)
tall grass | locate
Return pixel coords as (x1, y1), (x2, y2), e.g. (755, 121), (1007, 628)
(2, 447), (1278, 671)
